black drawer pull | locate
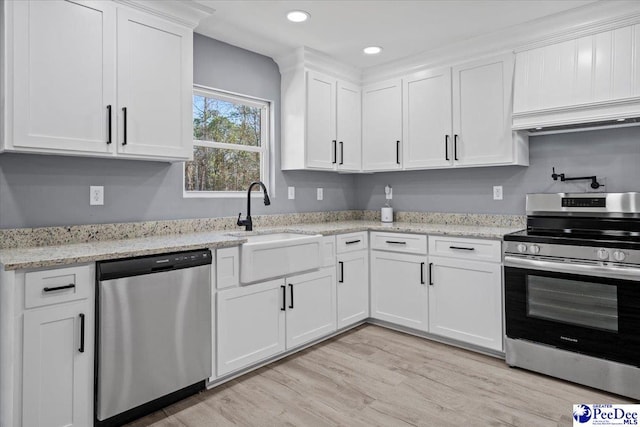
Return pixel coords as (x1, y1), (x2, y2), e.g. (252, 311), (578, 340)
(43, 284), (75, 293)
(107, 105), (112, 144)
(339, 261), (344, 283)
(289, 283), (294, 309)
(429, 263), (434, 286)
(396, 140), (400, 164)
(386, 240), (406, 245)
(454, 134), (459, 161)
(345, 240), (361, 245)
(79, 313), (85, 353)
(445, 134), (449, 161)
(420, 262), (425, 284)
(339, 141), (344, 165)
(122, 107), (128, 145)
(450, 246), (475, 251)
(281, 285), (286, 311)
(332, 140), (337, 164)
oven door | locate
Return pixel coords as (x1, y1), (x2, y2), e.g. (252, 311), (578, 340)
(504, 256), (640, 367)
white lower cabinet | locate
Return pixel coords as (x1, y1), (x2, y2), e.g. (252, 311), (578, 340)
(217, 267), (336, 376)
(370, 251), (428, 331)
(428, 256), (503, 351)
(216, 279), (286, 376)
(18, 264), (94, 427)
(336, 250), (369, 329)
(285, 268), (337, 349)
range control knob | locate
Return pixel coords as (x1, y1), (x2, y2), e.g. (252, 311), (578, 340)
(529, 245), (541, 254)
(517, 244), (527, 253)
(597, 248), (610, 260)
(613, 250), (626, 262)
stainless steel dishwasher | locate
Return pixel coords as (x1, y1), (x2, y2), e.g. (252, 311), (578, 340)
(96, 249), (212, 426)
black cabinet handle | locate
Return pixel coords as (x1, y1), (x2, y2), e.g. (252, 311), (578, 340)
(450, 246), (475, 251)
(429, 263), (434, 286)
(445, 134), (449, 161)
(454, 134), (458, 161)
(43, 284), (75, 293)
(288, 283), (294, 309)
(345, 240), (361, 245)
(420, 262), (425, 285)
(396, 140), (400, 164)
(338, 261), (344, 283)
(339, 141), (344, 165)
(386, 240), (406, 245)
(332, 140), (337, 164)
(107, 105), (112, 144)
(78, 313), (85, 353)
(122, 107), (128, 145)
(280, 285), (286, 311)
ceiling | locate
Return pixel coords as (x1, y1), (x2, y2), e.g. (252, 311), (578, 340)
(193, 0), (598, 70)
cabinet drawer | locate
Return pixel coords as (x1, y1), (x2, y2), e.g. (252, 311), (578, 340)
(25, 265), (92, 309)
(370, 232), (427, 254)
(428, 236), (501, 262)
(336, 232), (368, 253)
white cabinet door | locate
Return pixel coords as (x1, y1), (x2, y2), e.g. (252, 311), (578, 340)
(22, 301), (93, 427)
(286, 268), (337, 349)
(370, 251), (428, 331)
(403, 68), (453, 169)
(362, 79), (403, 171)
(336, 81), (362, 171)
(306, 70), (337, 169)
(9, 0), (116, 154)
(217, 279), (286, 376)
(428, 256), (503, 351)
(337, 250), (369, 329)
(116, 7), (192, 160)
(452, 54), (515, 166)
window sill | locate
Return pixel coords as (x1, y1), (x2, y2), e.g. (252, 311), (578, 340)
(183, 191), (265, 199)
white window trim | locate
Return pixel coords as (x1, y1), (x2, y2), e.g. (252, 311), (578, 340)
(184, 85), (274, 199)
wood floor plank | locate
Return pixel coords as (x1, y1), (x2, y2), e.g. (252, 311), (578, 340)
(125, 325), (634, 426)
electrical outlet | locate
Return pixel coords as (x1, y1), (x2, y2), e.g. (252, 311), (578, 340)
(493, 186), (503, 201)
(317, 188), (323, 201)
(90, 186), (104, 206)
(288, 186), (295, 200)
(385, 185), (393, 200)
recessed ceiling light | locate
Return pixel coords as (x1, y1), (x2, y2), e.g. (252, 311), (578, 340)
(617, 118), (626, 122)
(363, 46), (382, 55)
(286, 10), (309, 23)
(535, 127), (543, 130)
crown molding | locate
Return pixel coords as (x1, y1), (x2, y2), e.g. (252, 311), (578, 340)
(274, 46), (362, 84)
(113, 0), (215, 28)
(362, 0), (640, 84)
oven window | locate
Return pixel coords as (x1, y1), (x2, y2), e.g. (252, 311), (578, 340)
(527, 275), (618, 332)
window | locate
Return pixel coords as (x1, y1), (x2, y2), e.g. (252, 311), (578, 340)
(184, 86), (271, 197)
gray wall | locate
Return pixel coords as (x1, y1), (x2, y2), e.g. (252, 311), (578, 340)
(0, 35), (356, 228)
(355, 126), (640, 215)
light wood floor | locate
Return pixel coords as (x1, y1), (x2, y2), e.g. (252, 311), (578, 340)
(127, 325), (634, 426)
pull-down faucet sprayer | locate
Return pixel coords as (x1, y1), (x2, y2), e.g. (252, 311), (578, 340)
(237, 181), (271, 231)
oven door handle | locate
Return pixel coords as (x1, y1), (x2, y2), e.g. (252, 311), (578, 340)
(504, 255), (640, 282)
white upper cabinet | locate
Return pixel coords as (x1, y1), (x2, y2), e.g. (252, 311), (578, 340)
(362, 79), (403, 171)
(7, 0), (116, 155)
(116, 7), (192, 160)
(281, 66), (361, 171)
(452, 54), (528, 167)
(402, 68), (453, 169)
(513, 23), (640, 130)
(336, 80), (362, 171)
(2, 0), (201, 161)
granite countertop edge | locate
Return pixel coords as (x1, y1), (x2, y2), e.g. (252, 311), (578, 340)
(0, 221), (524, 271)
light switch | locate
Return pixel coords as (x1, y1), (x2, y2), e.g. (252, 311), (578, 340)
(288, 186), (295, 200)
(317, 188), (323, 200)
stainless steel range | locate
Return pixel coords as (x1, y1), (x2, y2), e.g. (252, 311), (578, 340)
(503, 193), (640, 399)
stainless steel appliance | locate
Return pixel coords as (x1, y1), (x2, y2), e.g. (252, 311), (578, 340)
(504, 193), (640, 399)
(96, 249), (212, 426)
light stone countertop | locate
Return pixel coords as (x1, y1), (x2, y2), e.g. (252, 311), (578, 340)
(0, 220), (524, 271)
